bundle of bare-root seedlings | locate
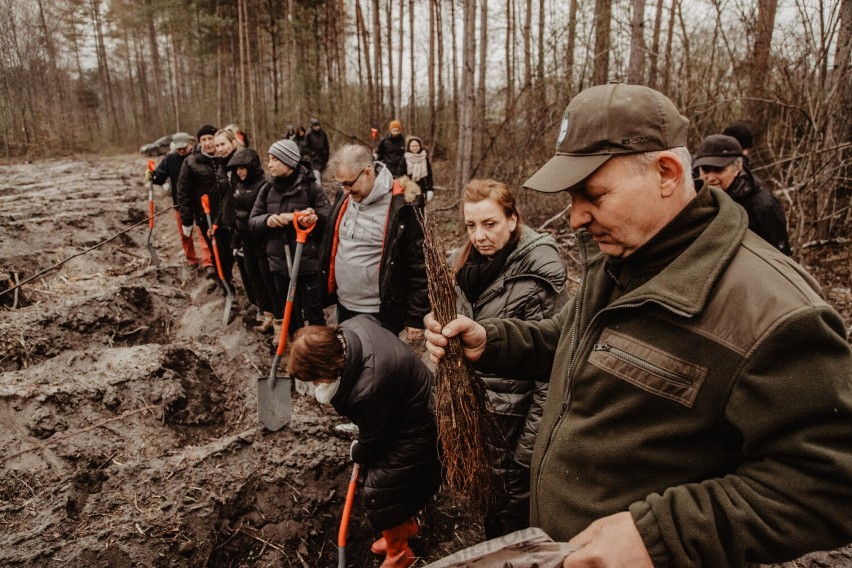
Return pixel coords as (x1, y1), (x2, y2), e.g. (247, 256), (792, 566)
(417, 210), (502, 512)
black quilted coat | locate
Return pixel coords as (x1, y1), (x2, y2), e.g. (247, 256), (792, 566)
(332, 316), (440, 531)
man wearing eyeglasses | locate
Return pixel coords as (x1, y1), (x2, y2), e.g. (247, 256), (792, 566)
(319, 144), (429, 342)
(694, 134), (791, 255)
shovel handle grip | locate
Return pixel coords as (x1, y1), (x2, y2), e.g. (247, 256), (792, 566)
(147, 159), (155, 173)
(200, 193), (211, 215)
(292, 210), (316, 243)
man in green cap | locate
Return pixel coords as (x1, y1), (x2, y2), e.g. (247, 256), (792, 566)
(425, 83), (852, 566)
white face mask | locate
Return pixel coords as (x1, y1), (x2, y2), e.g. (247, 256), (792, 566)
(314, 380), (340, 405)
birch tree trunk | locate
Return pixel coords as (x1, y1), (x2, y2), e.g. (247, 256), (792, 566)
(455, 0), (476, 197)
(628, 0), (646, 84)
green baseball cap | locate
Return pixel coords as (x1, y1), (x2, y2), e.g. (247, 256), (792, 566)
(524, 83), (690, 193)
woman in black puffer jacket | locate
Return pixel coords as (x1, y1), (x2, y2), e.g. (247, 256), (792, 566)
(451, 179), (567, 539)
(226, 148), (277, 331)
(248, 139), (331, 336)
(288, 316), (440, 568)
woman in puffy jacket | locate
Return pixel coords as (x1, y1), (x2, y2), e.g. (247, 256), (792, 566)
(248, 139), (331, 336)
(451, 178), (567, 539)
(288, 316), (440, 568)
(226, 148), (277, 332)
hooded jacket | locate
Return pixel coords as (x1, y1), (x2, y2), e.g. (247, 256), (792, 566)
(332, 316), (441, 531)
(477, 185), (852, 567)
(226, 148), (268, 248)
(318, 163), (430, 334)
(248, 164), (331, 276)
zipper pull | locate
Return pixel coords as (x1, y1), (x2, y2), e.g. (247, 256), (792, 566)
(593, 343), (610, 352)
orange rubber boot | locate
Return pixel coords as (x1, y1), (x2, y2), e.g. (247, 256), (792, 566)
(378, 519), (416, 568)
(371, 517), (418, 555)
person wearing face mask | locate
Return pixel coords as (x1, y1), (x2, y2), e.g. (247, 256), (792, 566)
(288, 315), (440, 568)
(451, 178), (567, 539)
(694, 134), (791, 255)
(177, 124), (233, 292)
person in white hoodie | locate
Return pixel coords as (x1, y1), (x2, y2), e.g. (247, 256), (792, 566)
(318, 144), (429, 342)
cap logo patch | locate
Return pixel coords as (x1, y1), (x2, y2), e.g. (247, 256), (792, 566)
(622, 136), (650, 145)
(557, 116), (570, 148)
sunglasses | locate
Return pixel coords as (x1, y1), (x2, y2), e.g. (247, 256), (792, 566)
(335, 167), (367, 191)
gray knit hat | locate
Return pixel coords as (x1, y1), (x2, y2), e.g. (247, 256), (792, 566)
(268, 139), (300, 168)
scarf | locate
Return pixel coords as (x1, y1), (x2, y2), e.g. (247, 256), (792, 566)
(455, 237), (519, 303)
(405, 151), (428, 182)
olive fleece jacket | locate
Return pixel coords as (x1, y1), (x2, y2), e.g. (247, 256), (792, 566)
(476, 186), (852, 567)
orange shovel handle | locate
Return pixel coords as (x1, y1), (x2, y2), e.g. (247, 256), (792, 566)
(338, 463), (360, 547)
(292, 210), (316, 244)
(147, 160), (156, 229)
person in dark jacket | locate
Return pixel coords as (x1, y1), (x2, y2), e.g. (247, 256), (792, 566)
(226, 148), (277, 332)
(694, 134), (791, 255)
(150, 132), (215, 272)
(451, 179), (567, 539)
(376, 120), (407, 177)
(288, 316), (440, 568)
(320, 144), (429, 340)
(403, 136), (433, 207)
(723, 121), (754, 166)
(304, 118), (330, 180)
(177, 124), (234, 291)
(248, 139), (331, 336)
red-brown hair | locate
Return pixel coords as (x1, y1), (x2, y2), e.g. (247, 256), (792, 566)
(288, 326), (346, 383)
(452, 179), (524, 277)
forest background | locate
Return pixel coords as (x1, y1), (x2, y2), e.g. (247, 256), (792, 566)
(1, 0), (850, 256)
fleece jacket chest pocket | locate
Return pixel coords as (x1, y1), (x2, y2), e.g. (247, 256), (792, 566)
(588, 328), (708, 408)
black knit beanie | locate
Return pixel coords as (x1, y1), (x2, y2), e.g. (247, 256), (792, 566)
(196, 124), (218, 139)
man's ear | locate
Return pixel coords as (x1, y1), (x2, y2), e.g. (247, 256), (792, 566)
(656, 151), (684, 198)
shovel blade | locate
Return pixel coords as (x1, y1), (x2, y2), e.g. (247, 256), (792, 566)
(147, 244), (161, 267)
(222, 290), (234, 325)
(257, 376), (291, 431)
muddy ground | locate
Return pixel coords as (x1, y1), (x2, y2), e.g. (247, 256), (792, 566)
(0, 155), (849, 567)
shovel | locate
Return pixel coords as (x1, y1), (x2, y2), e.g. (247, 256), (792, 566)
(338, 462), (360, 568)
(200, 194), (234, 325)
(257, 210), (316, 431)
(146, 159), (161, 267)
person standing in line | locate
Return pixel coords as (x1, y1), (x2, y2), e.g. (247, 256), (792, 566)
(376, 120), (407, 178)
(177, 124), (232, 293)
(248, 139), (330, 337)
(150, 132), (215, 275)
(424, 83), (852, 567)
(452, 178), (567, 539)
(694, 134), (791, 255)
(403, 136), (434, 207)
(288, 316), (440, 568)
(226, 147), (277, 332)
(304, 118), (330, 182)
(319, 144), (429, 342)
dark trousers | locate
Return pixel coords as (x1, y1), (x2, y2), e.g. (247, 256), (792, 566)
(241, 243), (276, 315)
(272, 271), (324, 335)
(336, 303), (379, 325)
(200, 227), (234, 284)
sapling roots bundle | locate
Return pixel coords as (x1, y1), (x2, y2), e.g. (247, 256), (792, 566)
(417, 210), (501, 512)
